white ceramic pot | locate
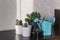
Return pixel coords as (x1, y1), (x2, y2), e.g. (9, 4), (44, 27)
(22, 25), (31, 37)
(15, 25), (22, 34)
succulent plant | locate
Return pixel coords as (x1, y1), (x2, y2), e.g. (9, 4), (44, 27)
(24, 23), (28, 27)
(16, 19), (23, 25)
(16, 19), (20, 25)
(19, 20), (23, 25)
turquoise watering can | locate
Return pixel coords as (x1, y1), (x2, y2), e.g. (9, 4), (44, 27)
(34, 16), (55, 38)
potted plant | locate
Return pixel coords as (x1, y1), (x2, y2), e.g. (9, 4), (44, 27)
(15, 19), (23, 34)
(25, 11), (41, 37)
(22, 23), (31, 37)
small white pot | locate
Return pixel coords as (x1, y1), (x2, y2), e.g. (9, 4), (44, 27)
(15, 25), (22, 34)
(22, 25), (31, 37)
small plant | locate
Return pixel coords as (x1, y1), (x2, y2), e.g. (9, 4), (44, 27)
(19, 20), (23, 25)
(16, 19), (23, 25)
(25, 11), (41, 24)
(24, 23), (28, 27)
(16, 19), (20, 25)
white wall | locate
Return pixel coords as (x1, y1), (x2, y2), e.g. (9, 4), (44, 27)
(54, 0), (60, 9)
(16, 0), (21, 20)
(34, 0), (60, 17)
(21, 0), (34, 23)
(34, 0), (55, 18)
(1, 0), (60, 31)
(17, 0), (60, 23)
(0, 0), (16, 31)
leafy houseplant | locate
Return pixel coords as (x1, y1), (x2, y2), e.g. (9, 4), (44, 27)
(15, 19), (23, 34)
(25, 11), (41, 37)
(25, 11), (41, 25)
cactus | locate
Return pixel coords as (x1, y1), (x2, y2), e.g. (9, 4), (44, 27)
(19, 20), (23, 25)
(24, 23), (28, 27)
(16, 19), (20, 25)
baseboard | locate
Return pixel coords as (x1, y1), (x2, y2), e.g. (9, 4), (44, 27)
(0, 28), (15, 31)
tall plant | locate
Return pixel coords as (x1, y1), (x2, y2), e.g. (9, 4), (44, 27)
(25, 11), (41, 24)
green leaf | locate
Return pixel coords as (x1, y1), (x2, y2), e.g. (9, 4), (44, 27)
(27, 14), (30, 18)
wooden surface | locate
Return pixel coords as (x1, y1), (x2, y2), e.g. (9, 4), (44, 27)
(0, 30), (60, 40)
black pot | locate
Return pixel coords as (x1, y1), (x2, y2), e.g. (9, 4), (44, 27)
(30, 22), (38, 36)
(30, 22), (43, 39)
(30, 31), (43, 40)
(30, 32), (36, 40)
(36, 31), (43, 39)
